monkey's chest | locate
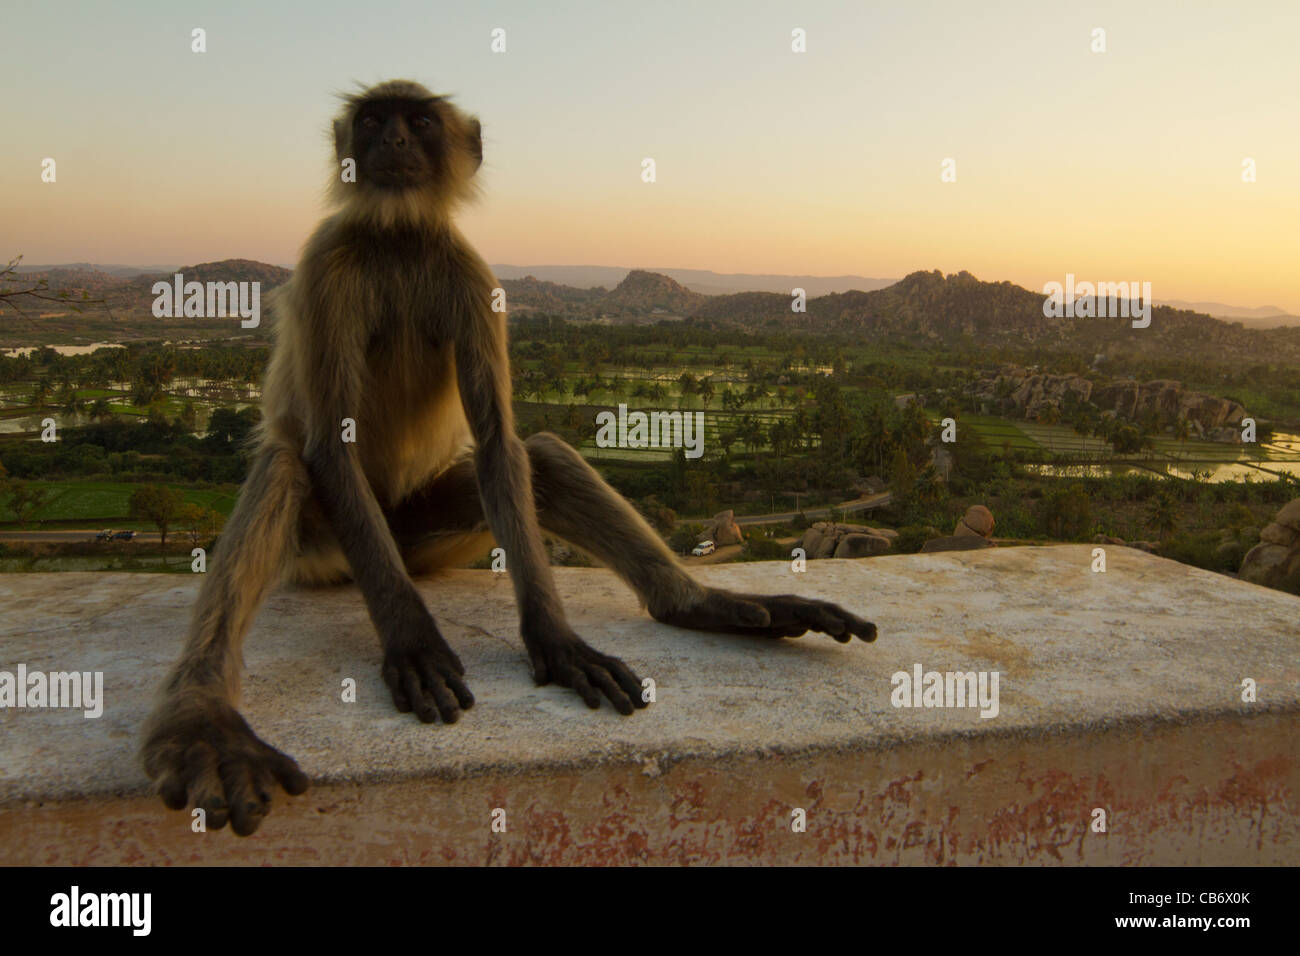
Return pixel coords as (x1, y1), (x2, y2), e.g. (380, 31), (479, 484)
(356, 341), (471, 504)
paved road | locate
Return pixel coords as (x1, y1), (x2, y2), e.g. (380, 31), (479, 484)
(0, 530), (163, 543)
(1, 493), (894, 545)
(733, 491), (892, 527)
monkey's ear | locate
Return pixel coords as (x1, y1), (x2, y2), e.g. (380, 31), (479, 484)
(467, 118), (482, 171)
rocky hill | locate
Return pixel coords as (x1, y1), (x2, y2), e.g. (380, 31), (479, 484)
(968, 367), (1249, 439)
(503, 268), (707, 319)
(500, 275), (606, 315)
(599, 269), (708, 315)
(19, 259), (293, 315)
(692, 269), (1300, 364)
(14, 262), (1300, 367)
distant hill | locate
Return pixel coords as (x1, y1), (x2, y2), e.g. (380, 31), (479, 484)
(9, 260), (1300, 366)
(491, 264), (897, 296)
(599, 269), (707, 314)
(15, 262), (179, 278)
(115, 259), (292, 313)
(693, 269), (1300, 364)
(502, 268), (706, 318)
(16, 259), (293, 315)
(1158, 299), (1300, 329)
(499, 275), (606, 314)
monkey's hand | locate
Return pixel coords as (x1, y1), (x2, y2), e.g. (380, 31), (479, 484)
(141, 692), (309, 836)
(381, 625), (476, 724)
(524, 624), (647, 715)
(655, 588), (877, 643)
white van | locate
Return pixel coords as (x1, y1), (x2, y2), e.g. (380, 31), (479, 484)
(692, 540), (716, 556)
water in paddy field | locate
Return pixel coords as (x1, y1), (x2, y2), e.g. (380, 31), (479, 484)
(0, 344), (125, 357)
(1026, 432), (1300, 483)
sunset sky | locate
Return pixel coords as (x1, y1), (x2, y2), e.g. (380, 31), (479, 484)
(3, 0), (1298, 311)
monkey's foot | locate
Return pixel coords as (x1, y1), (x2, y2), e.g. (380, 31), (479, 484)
(525, 628), (647, 715)
(382, 632), (476, 724)
(141, 695), (309, 836)
(656, 588), (878, 643)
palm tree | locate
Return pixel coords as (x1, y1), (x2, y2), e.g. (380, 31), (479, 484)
(1146, 492), (1178, 540)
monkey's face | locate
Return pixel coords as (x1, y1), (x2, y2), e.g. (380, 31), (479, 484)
(352, 98), (445, 190)
(332, 82), (483, 215)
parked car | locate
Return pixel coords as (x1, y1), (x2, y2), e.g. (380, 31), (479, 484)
(691, 540), (716, 556)
(112, 530), (136, 541)
(95, 529), (114, 541)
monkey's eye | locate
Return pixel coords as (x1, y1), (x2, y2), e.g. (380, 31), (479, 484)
(361, 115), (380, 129)
(412, 114), (434, 128)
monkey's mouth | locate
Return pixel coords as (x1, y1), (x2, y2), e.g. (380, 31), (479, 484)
(370, 164), (429, 188)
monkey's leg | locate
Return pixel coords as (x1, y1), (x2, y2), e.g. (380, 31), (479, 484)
(392, 432), (876, 645)
(525, 433), (877, 642)
(140, 441), (311, 835)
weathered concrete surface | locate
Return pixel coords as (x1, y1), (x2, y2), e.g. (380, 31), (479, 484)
(0, 545), (1296, 865)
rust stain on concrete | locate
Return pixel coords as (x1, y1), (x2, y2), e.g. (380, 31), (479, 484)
(3, 714), (1293, 866)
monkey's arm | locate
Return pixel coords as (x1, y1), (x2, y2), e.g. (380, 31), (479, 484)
(297, 282), (474, 724)
(453, 282), (645, 714)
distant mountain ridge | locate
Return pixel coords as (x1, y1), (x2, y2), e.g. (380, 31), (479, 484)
(491, 264), (898, 297)
(12, 261), (1300, 364)
(16, 259), (293, 315)
(1157, 299), (1300, 329)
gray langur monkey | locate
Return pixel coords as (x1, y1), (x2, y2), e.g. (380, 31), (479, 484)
(140, 80), (877, 835)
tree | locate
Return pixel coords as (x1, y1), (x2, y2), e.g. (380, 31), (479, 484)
(179, 502), (226, 547)
(0, 254), (110, 320)
(30, 378), (52, 407)
(6, 481), (47, 526)
(1038, 483), (1091, 539)
(888, 446), (915, 505)
(1146, 492), (1178, 541)
(129, 485), (185, 547)
(179, 400), (199, 432)
(147, 397), (170, 428)
(633, 496), (676, 534)
(668, 523), (704, 554)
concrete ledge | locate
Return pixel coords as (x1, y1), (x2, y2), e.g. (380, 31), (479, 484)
(0, 545), (1296, 864)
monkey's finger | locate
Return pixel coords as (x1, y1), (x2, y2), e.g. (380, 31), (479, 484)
(251, 766), (276, 809)
(417, 659), (462, 723)
(445, 671), (475, 710)
(384, 661), (413, 712)
(587, 666), (634, 716)
(220, 761), (269, 837)
(528, 647), (552, 686)
(183, 742), (229, 829)
(404, 669), (438, 723)
(844, 614), (878, 643)
(567, 668), (602, 709)
(156, 770), (189, 811)
(262, 747), (310, 796)
(796, 598), (876, 643)
(787, 599), (849, 639)
(603, 657), (647, 709)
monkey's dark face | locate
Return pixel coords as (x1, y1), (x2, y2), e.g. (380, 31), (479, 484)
(353, 98), (445, 190)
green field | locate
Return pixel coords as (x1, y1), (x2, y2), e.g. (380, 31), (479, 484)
(3, 481), (238, 527)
